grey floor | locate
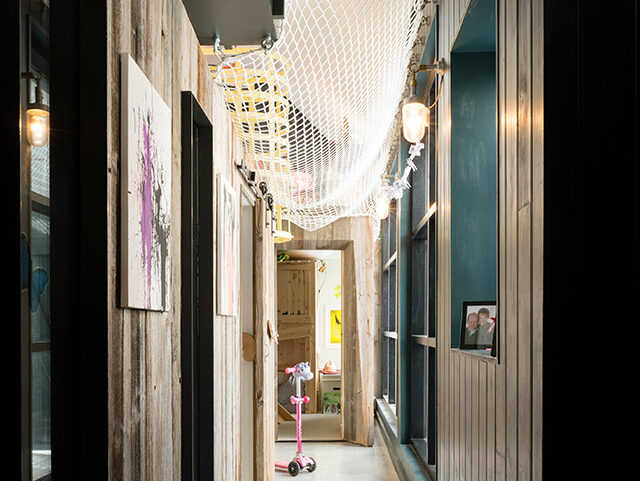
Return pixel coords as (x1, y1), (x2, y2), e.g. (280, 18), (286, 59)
(275, 421), (399, 480)
(277, 413), (341, 441)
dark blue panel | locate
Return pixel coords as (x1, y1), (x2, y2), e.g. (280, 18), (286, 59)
(452, 0), (496, 53)
(450, 52), (497, 347)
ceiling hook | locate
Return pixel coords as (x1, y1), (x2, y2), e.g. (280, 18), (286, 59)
(261, 34), (274, 54)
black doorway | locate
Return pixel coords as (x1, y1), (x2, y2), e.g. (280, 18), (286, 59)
(181, 91), (215, 481)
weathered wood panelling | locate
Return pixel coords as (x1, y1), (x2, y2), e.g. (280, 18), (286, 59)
(436, 1), (543, 480)
(106, 1), (275, 480)
(281, 216), (381, 446)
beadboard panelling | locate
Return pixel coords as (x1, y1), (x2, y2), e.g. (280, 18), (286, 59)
(436, 1), (543, 480)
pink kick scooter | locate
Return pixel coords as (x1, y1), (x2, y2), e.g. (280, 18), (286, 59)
(275, 362), (317, 476)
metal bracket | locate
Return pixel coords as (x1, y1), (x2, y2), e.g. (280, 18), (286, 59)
(412, 58), (446, 76)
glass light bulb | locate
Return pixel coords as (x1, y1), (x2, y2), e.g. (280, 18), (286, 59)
(376, 195), (390, 220)
(402, 99), (427, 144)
(26, 108), (50, 147)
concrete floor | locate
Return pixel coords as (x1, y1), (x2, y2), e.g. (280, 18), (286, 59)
(274, 421), (399, 480)
(277, 413), (341, 441)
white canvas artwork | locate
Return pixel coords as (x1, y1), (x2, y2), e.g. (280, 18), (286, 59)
(217, 174), (238, 316)
(120, 53), (172, 311)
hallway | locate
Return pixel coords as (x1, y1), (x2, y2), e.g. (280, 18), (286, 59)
(275, 422), (398, 481)
(5, 0), (638, 480)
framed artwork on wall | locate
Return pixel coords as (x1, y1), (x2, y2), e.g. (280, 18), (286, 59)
(459, 301), (496, 351)
(120, 53), (172, 311)
(325, 304), (341, 348)
(217, 174), (238, 316)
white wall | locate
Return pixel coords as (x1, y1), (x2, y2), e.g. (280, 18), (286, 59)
(315, 255), (342, 370)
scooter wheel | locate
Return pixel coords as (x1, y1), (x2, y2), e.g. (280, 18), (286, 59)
(288, 461), (300, 476)
(307, 458), (317, 472)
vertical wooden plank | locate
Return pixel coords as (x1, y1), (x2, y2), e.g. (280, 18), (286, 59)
(479, 361), (487, 481)
(453, 354), (460, 481)
(438, 0), (453, 477)
(517, 204), (532, 481)
(462, 354), (468, 481)
(453, 0), (459, 42)
(465, 357), (472, 481)
(472, 360), (479, 481)
(531, 1), (544, 480)
(495, 0), (508, 479)
(254, 197), (276, 481)
(487, 363), (496, 481)
(504, 0), (519, 479)
(517, 0), (533, 479)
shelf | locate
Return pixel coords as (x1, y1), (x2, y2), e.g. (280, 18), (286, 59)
(383, 252), (397, 271)
(412, 203), (437, 240)
(411, 335), (436, 348)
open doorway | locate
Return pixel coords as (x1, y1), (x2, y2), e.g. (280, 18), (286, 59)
(275, 249), (343, 442)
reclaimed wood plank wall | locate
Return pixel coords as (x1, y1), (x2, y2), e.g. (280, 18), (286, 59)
(281, 216), (382, 446)
(436, 1), (543, 480)
(106, 1), (276, 480)
(254, 198), (277, 481)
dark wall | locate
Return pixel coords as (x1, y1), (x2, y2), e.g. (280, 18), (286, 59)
(450, 52), (497, 346)
(50, 0), (108, 479)
(544, 1), (638, 478)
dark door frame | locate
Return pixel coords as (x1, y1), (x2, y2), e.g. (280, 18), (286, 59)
(50, 0), (109, 479)
(2, 0), (28, 477)
(2, 1), (109, 479)
(181, 91), (215, 481)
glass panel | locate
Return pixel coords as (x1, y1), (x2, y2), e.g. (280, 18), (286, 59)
(389, 199), (397, 255)
(411, 239), (427, 335)
(388, 264), (396, 332)
(382, 270), (389, 332)
(31, 351), (51, 479)
(28, 7), (51, 479)
(411, 149), (427, 230)
(381, 336), (389, 397)
(427, 219), (436, 338)
(388, 337), (396, 406)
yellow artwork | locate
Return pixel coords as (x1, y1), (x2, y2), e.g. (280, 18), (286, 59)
(330, 310), (342, 344)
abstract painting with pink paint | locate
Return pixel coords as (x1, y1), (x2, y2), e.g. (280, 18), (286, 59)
(120, 53), (172, 311)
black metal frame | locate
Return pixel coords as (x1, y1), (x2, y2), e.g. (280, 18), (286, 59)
(50, 0), (109, 479)
(181, 91), (215, 481)
(1, 0), (28, 477)
(2, 1), (109, 478)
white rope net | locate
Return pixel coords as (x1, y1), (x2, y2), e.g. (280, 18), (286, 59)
(215, 0), (423, 231)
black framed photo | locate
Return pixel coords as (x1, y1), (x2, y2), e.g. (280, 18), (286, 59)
(459, 301), (497, 351)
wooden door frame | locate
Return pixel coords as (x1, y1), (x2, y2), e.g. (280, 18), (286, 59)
(253, 197), (276, 481)
(274, 241), (357, 442)
(239, 186), (256, 481)
(50, 0), (109, 478)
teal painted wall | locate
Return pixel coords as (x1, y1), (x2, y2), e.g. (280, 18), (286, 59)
(450, 52), (496, 347)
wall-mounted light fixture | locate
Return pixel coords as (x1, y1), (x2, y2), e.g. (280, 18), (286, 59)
(402, 59), (445, 143)
(21, 71), (50, 148)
